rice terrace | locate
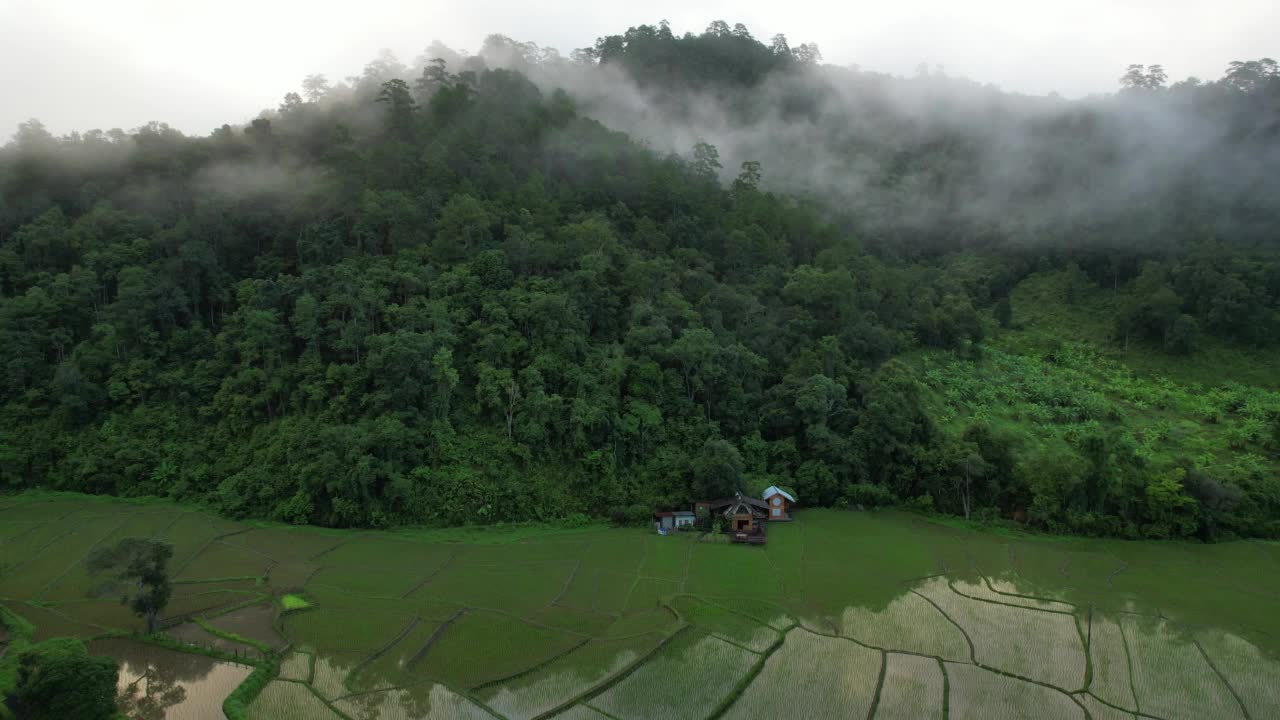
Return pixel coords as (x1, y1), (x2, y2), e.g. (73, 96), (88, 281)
(1, 493), (1277, 719)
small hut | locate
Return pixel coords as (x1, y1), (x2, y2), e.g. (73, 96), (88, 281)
(762, 486), (796, 521)
(654, 510), (696, 531)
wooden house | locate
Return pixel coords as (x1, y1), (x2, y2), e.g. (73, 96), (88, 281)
(697, 494), (769, 530)
(664, 489), (793, 544)
(762, 486), (796, 521)
(695, 493), (770, 543)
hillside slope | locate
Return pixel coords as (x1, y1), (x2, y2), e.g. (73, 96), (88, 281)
(1, 23), (1278, 539)
(913, 270), (1280, 539)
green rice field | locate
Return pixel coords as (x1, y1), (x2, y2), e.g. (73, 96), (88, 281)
(2, 492), (1278, 719)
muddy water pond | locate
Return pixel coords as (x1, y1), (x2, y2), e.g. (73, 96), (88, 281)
(88, 638), (253, 720)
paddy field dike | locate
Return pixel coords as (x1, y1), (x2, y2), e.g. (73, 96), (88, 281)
(1, 492), (1278, 720)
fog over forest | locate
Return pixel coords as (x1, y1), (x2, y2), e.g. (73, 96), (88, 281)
(12, 21), (1280, 250)
(0, 18), (1277, 542)
(125, 23), (1277, 253)
(470, 30), (1280, 246)
(4, 0), (1278, 136)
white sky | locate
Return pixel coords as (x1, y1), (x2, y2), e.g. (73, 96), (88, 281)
(1, 0), (1275, 137)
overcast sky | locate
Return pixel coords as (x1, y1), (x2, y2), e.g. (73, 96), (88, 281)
(1, 0), (1275, 138)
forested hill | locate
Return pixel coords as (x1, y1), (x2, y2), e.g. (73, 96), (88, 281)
(1, 23), (1278, 539)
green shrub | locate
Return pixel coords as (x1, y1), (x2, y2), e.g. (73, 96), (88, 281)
(12, 638), (118, 720)
(0, 605), (36, 695)
(907, 494), (935, 513)
(561, 512), (591, 528)
(841, 483), (898, 508)
(631, 504), (655, 525)
(973, 506), (1002, 525)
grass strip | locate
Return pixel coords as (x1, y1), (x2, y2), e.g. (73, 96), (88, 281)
(937, 658), (950, 720)
(706, 629), (786, 719)
(202, 593), (273, 621)
(1081, 607), (1094, 692)
(1194, 639), (1253, 720)
(469, 636), (591, 692)
(1116, 612), (1142, 715)
(865, 650), (888, 720)
(979, 576), (1082, 610)
(306, 680), (356, 720)
(549, 559), (582, 607)
(223, 656), (282, 720)
(1064, 691), (1094, 719)
(909, 589), (977, 663)
(343, 615), (421, 695)
(130, 630), (268, 668)
(1082, 692), (1169, 720)
(946, 578), (1077, 617)
(1106, 561), (1129, 587)
(158, 592), (269, 632)
(401, 549), (457, 599)
(174, 575), (262, 585)
(533, 624), (693, 720)
(172, 527), (253, 577)
(195, 616), (273, 655)
(406, 608), (466, 670)
(301, 539), (348, 562)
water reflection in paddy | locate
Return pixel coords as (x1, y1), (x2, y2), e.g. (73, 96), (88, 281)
(88, 637), (253, 720)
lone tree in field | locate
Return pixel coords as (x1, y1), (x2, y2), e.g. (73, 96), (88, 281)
(87, 538), (174, 634)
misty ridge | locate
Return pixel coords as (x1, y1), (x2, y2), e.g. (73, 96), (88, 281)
(5, 20), (1279, 253)
(476, 25), (1280, 250)
(3, 16), (1280, 541)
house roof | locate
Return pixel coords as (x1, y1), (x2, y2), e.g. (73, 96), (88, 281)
(722, 501), (768, 519)
(763, 486), (797, 503)
(672, 511), (695, 517)
(705, 494), (769, 511)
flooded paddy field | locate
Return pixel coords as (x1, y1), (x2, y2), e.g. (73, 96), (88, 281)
(2, 494), (1277, 719)
(88, 637), (253, 719)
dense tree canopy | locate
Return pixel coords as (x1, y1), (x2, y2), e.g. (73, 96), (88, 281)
(1, 22), (1277, 540)
(13, 637), (118, 720)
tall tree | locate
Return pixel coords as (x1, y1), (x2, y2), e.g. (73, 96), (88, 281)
(376, 78), (417, 140)
(87, 538), (174, 634)
(301, 73), (330, 102)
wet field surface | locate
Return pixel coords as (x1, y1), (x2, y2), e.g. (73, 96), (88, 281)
(3, 496), (1277, 719)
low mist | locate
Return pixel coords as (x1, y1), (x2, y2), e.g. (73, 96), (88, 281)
(345, 27), (1280, 249)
